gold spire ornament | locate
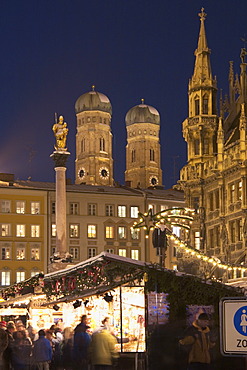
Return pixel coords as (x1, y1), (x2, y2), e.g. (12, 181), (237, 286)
(52, 115), (69, 151)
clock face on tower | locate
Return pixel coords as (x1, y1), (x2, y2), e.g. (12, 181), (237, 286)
(99, 167), (109, 179)
(78, 167), (86, 179)
(150, 176), (158, 186)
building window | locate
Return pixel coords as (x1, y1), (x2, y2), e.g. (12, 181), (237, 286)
(87, 225), (97, 238)
(16, 271), (25, 283)
(130, 206), (139, 218)
(236, 219), (243, 242)
(31, 202), (40, 214)
(150, 149), (155, 162)
(215, 189), (220, 209)
(16, 201), (25, 214)
(131, 249), (139, 260)
(31, 248), (40, 260)
(16, 247), (25, 260)
(31, 270), (40, 277)
(106, 204), (114, 217)
(119, 249), (126, 257)
(88, 248), (96, 258)
(69, 224), (79, 238)
(118, 206), (126, 218)
(195, 98), (200, 115)
(1, 271), (10, 286)
(209, 229), (214, 248)
(194, 139), (199, 155)
(1, 224), (11, 237)
(118, 226), (127, 239)
(106, 249), (114, 254)
(131, 149), (136, 162)
(100, 138), (105, 151)
(88, 204), (97, 216)
(31, 225), (40, 238)
(209, 192), (214, 211)
(237, 181), (242, 201)
(16, 225), (25, 237)
(215, 226), (220, 247)
(69, 203), (79, 215)
(130, 227), (139, 240)
(70, 247), (79, 260)
(230, 184), (235, 203)
(51, 202), (56, 214)
(1, 200), (11, 213)
(148, 204), (155, 214)
(51, 224), (56, 237)
(81, 138), (86, 153)
(1, 247), (11, 260)
(203, 138), (209, 154)
(230, 221), (236, 243)
(202, 97), (208, 114)
(194, 231), (200, 250)
(105, 226), (114, 239)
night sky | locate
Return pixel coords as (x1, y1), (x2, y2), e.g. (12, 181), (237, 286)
(1, 0), (247, 189)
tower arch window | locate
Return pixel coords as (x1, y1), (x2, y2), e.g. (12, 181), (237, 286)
(203, 138), (209, 154)
(202, 96), (209, 114)
(150, 149), (155, 162)
(194, 139), (199, 155)
(81, 138), (85, 153)
(100, 138), (105, 152)
(131, 149), (136, 162)
(195, 97), (200, 115)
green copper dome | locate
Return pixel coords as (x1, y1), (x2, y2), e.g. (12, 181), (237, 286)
(125, 100), (160, 126)
(75, 87), (112, 115)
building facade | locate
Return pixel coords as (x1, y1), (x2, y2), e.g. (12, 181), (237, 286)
(179, 8), (247, 275)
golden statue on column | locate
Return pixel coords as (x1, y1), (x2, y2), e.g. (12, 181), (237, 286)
(52, 115), (68, 151)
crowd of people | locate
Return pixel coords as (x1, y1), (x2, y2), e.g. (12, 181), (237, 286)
(0, 315), (119, 370)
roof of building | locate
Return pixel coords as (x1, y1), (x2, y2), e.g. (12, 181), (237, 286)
(75, 87), (112, 115)
(125, 101), (160, 126)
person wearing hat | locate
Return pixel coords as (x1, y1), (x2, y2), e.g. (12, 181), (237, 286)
(179, 313), (216, 370)
(0, 322), (7, 330)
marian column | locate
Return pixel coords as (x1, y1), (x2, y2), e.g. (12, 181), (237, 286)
(50, 115), (71, 271)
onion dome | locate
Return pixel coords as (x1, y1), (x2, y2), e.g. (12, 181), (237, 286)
(75, 85), (112, 114)
(125, 99), (160, 126)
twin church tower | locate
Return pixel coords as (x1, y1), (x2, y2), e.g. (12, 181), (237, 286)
(74, 86), (162, 188)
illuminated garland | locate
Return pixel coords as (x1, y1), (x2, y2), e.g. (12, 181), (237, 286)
(133, 207), (247, 274)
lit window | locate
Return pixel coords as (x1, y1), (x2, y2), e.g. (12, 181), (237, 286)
(131, 250), (139, 260)
(237, 219), (243, 241)
(88, 225), (97, 238)
(119, 249), (126, 257)
(130, 206), (139, 218)
(160, 205), (168, 212)
(106, 204), (114, 217)
(194, 231), (200, 250)
(69, 224), (79, 238)
(1, 224), (11, 237)
(31, 270), (40, 277)
(16, 201), (25, 214)
(69, 203), (79, 215)
(31, 202), (40, 214)
(130, 228), (139, 240)
(118, 206), (126, 218)
(16, 271), (25, 283)
(1, 200), (11, 213)
(31, 248), (40, 260)
(172, 226), (180, 237)
(51, 224), (56, 237)
(237, 181), (242, 201)
(31, 225), (40, 238)
(1, 247), (11, 260)
(88, 204), (97, 216)
(1, 271), (10, 286)
(230, 184), (235, 203)
(70, 247), (79, 260)
(148, 204), (155, 214)
(118, 226), (127, 239)
(105, 226), (114, 239)
(16, 225), (25, 237)
(16, 247), (25, 260)
(88, 248), (96, 258)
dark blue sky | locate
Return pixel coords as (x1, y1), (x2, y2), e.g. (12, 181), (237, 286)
(0, 0), (247, 189)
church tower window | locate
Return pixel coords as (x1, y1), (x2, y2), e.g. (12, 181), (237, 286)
(195, 98), (200, 115)
(203, 138), (209, 154)
(194, 139), (199, 155)
(150, 149), (155, 161)
(131, 150), (136, 162)
(202, 96), (209, 114)
(81, 139), (85, 153)
(100, 138), (105, 152)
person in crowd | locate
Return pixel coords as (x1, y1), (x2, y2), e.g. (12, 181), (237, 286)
(33, 329), (52, 370)
(179, 312), (216, 370)
(73, 319), (91, 369)
(3, 321), (16, 370)
(11, 330), (32, 370)
(90, 326), (118, 370)
(0, 322), (8, 370)
(61, 327), (74, 370)
(49, 325), (63, 369)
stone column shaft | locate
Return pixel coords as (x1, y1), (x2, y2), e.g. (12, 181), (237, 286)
(55, 166), (67, 256)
